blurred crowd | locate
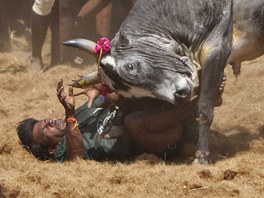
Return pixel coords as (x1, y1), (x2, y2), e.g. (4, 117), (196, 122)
(0, 0), (135, 71)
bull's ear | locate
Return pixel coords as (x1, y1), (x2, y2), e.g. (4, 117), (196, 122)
(118, 31), (130, 47)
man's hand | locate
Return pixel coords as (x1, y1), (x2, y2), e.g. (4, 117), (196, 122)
(74, 86), (100, 108)
(57, 79), (75, 117)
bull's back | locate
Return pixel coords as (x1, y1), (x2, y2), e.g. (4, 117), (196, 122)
(121, 0), (232, 50)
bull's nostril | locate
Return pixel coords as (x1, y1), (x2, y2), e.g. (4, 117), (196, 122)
(174, 87), (190, 99)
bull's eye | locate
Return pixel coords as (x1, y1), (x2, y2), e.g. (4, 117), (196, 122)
(126, 64), (134, 71)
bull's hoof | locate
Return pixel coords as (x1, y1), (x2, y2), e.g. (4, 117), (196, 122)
(193, 150), (210, 164)
(193, 158), (209, 164)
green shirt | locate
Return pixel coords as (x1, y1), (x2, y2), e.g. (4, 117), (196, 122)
(54, 96), (133, 162)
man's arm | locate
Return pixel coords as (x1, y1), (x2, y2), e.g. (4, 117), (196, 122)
(65, 117), (85, 160)
(57, 80), (85, 160)
(73, 83), (119, 108)
(73, 84), (101, 108)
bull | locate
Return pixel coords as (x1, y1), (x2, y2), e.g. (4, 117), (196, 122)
(64, 0), (234, 164)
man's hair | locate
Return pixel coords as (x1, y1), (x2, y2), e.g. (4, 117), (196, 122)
(16, 118), (52, 160)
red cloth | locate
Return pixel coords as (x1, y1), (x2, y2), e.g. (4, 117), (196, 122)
(101, 84), (114, 96)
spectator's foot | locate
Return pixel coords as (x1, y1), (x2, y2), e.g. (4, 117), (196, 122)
(31, 57), (43, 72)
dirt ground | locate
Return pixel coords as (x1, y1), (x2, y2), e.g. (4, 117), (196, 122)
(0, 34), (263, 198)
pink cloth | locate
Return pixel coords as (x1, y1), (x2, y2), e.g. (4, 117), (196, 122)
(95, 37), (111, 54)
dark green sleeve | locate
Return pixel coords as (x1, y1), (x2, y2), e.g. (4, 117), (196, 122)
(53, 96), (106, 162)
(75, 95), (106, 129)
(53, 137), (67, 162)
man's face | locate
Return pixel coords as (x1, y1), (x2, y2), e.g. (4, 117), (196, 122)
(32, 119), (66, 148)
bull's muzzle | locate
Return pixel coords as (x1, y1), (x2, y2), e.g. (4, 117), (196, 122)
(174, 85), (191, 101)
(173, 81), (192, 101)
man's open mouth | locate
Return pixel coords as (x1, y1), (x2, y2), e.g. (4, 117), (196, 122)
(55, 119), (66, 130)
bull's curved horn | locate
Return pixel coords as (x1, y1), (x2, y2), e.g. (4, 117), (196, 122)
(63, 38), (97, 56)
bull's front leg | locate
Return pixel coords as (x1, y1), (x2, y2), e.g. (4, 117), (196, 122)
(195, 34), (232, 164)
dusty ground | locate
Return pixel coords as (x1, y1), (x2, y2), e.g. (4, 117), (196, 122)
(0, 35), (263, 198)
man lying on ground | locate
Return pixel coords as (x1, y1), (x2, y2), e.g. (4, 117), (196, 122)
(17, 80), (192, 162)
(17, 80), (131, 161)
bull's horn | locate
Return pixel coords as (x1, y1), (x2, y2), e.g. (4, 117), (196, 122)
(119, 31), (130, 47)
(63, 38), (96, 56)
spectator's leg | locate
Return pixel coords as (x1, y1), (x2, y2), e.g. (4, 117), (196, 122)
(31, 10), (50, 71)
(50, 0), (60, 65)
(31, 0), (55, 71)
(0, 1), (11, 52)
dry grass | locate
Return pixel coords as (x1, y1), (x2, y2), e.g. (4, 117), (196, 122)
(0, 36), (264, 198)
